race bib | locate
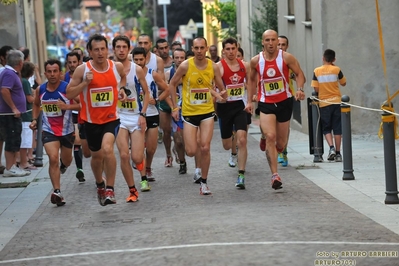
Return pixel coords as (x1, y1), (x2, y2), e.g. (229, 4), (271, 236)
(118, 98), (137, 112)
(42, 100), (62, 117)
(90, 87), (114, 107)
(190, 88), (210, 105)
(226, 83), (245, 101)
(262, 77), (284, 95)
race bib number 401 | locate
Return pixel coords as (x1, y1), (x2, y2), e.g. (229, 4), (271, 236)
(90, 87), (114, 107)
(190, 88), (210, 105)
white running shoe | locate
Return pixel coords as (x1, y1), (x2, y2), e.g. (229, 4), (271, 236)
(3, 165), (29, 177)
(200, 182), (211, 195)
(228, 154), (237, 167)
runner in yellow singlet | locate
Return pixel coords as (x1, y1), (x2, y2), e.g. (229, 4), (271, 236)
(168, 37), (227, 196)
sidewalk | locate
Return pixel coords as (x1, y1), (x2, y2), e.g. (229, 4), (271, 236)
(0, 122), (399, 265)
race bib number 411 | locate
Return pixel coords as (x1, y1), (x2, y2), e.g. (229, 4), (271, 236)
(190, 88), (210, 105)
(90, 87), (114, 107)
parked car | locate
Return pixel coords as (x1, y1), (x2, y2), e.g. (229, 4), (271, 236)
(46, 45), (69, 66)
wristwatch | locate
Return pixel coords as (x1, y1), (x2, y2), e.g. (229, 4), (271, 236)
(139, 112), (146, 118)
(120, 86), (131, 96)
(298, 87), (304, 92)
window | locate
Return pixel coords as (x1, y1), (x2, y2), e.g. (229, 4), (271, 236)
(288, 0), (295, 16)
(305, 0), (312, 21)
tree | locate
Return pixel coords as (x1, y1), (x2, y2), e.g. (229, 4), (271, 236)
(102, 0), (143, 19)
(0, 0), (17, 4)
(250, 0), (278, 51)
(204, 0), (236, 40)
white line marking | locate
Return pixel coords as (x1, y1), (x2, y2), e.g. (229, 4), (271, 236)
(1, 241), (399, 263)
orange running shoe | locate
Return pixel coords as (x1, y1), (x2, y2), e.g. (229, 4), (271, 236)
(126, 187), (139, 202)
(135, 160), (144, 171)
(271, 174), (283, 190)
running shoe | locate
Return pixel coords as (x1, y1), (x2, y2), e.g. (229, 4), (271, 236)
(271, 174), (283, 190)
(228, 154), (237, 167)
(51, 191), (65, 206)
(328, 147), (336, 161)
(179, 162), (187, 174)
(104, 189), (116, 205)
(335, 154), (342, 162)
(60, 165), (67, 174)
(164, 156), (173, 167)
(140, 180), (151, 192)
(97, 187), (106, 206)
(146, 168), (155, 182)
(235, 174), (245, 189)
(126, 187), (139, 202)
(193, 172), (202, 183)
(259, 138), (266, 151)
(200, 182), (211, 195)
(76, 169), (85, 182)
(172, 146), (180, 164)
(158, 131), (163, 144)
(3, 165), (28, 177)
(280, 153), (288, 167)
(277, 152), (284, 164)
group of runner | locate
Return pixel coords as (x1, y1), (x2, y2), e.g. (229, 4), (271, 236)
(29, 29), (305, 207)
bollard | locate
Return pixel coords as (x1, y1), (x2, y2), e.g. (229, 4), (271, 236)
(381, 102), (399, 204)
(341, 95), (355, 180)
(311, 91), (323, 162)
(33, 110), (43, 167)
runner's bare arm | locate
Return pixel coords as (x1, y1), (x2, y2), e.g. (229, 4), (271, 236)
(136, 66), (149, 114)
(66, 64), (88, 100)
(284, 53), (306, 90)
(156, 56), (165, 81)
(115, 62), (127, 102)
(212, 63), (227, 102)
(248, 55), (260, 101)
(29, 88), (42, 130)
(169, 61), (188, 109)
(153, 71), (170, 100)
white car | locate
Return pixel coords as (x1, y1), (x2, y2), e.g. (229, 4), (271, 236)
(46, 45), (69, 65)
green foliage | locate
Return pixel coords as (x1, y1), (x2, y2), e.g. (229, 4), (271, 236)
(43, 0), (55, 43)
(137, 8), (152, 35)
(250, 0), (278, 51)
(0, 0), (18, 5)
(103, 0), (143, 19)
(204, 0), (236, 40)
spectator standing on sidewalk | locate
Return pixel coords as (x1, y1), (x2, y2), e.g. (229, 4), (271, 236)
(19, 61), (37, 171)
(0, 49), (30, 177)
(0, 45), (14, 174)
(311, 49), (347, 162)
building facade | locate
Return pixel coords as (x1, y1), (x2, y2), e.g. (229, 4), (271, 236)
(278, 0), (399, 134)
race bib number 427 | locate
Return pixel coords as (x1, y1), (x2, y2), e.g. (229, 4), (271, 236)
(90, 87), (114, 107)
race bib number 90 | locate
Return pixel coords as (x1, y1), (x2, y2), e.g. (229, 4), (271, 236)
(42, 100), (62, 117)
(90, 87), (114, 107)
(226, 83), (245, 101)
(190, 88), (210, 105)
(263, 77), (284, 95)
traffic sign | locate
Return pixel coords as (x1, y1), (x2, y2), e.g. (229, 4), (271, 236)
(159, 27), (168, 39)
(173, 30), (186, 45)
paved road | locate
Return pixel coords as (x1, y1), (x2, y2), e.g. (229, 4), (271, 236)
(0, 123), (398, 265)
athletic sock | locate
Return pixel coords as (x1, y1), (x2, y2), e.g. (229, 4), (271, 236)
(74, 145), (83, 169)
